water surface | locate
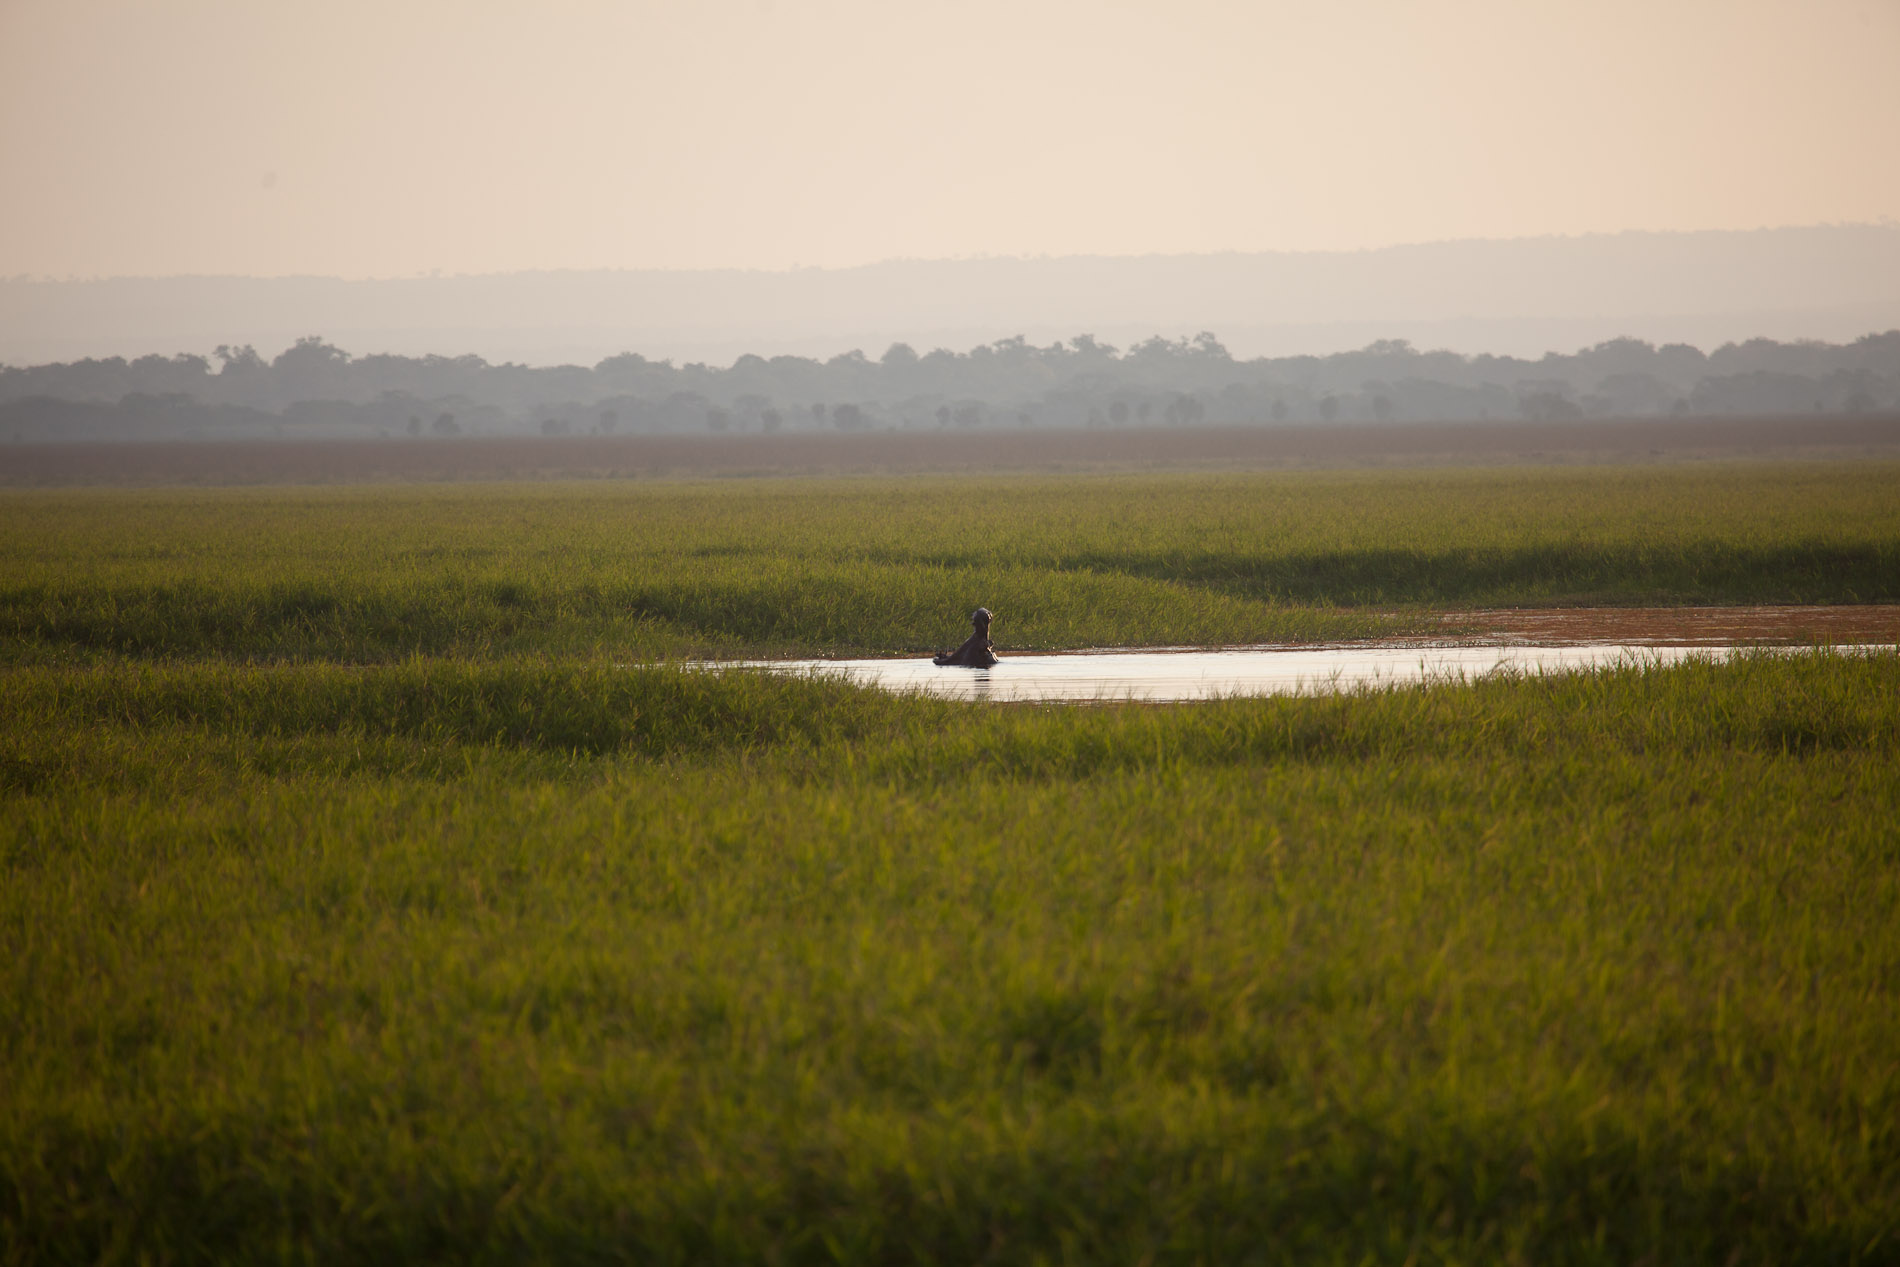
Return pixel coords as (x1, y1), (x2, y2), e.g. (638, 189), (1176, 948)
(740, 644), (1882, 703)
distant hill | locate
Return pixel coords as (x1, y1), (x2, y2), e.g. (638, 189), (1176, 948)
(4, 225), (1898, 368)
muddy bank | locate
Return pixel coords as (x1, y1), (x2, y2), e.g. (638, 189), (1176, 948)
(1439, 604), (1900, 646)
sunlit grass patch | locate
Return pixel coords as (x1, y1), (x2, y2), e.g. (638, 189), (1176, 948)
(3, 462), (1896, 662)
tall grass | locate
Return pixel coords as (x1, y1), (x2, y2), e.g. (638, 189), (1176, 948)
(4, 648), (1894, 786)
(3, 462), (1896, 662)
(4, 464), (1897, 1262)
(3, 653), (1899, 1262)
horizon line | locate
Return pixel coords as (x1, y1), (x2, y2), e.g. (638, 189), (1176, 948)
(7, 221), (1899, 288)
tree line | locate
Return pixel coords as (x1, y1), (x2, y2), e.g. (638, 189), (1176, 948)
(3, 330), (1897, 442)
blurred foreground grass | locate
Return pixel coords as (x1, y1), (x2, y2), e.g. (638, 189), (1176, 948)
(4, 651), (1899, 1263)
(2, 462), (1897, 662)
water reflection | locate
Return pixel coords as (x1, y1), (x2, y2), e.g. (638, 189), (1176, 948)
(733, 643), (1890, 704)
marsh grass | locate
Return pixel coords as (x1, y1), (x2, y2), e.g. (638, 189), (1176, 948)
(4, 463), (1899, 1263)
(4, 648), (1894, 787)
(4, 651), (1899, 1263)
(3, 462), (1897, 663)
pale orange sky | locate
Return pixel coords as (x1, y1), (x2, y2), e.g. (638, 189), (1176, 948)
(2, 0), (1897, 279)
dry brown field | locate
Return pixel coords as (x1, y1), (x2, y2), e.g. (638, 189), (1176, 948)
(2, 414), (1897, 485)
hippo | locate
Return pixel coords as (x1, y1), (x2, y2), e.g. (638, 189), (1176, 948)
(933, 607), (998, 668)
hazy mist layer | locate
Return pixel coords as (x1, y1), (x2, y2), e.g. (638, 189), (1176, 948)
(5, 227), (1897, 369)
(3, 1), (1897, 280)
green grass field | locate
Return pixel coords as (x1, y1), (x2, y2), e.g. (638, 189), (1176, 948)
(5, 462), (1898, 662)
(4, 463), (1899, 1263)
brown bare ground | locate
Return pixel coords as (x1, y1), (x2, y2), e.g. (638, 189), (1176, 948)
(2, 415), (1898, 486)
(1438, 605), (1900, 646)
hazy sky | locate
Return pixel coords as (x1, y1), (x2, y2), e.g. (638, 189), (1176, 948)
(3, 0), (1898, 280)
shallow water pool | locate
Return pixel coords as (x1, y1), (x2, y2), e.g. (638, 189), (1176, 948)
(735, 643), (1889, 703)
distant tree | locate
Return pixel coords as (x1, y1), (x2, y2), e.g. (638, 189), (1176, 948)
(19, 327), (1900, 447)
(214, 344), (267, 378)
(733, 394), (772, 432)
(595, 351), (651, 378)
(953, 403), (984, 428)
(1594, 373), (1677, 416)
(430, 411), (460, 436)
(273, 336), (350, 373)
(707, 408), (731, 433)
(1016, 411), (1032, 428)
(406, 414), (422, 437)
(1372, 394), (1394, 422)
(831, 403), (865, 431)
(540, 417), (569, 436)
(1190, 331), (1230, 359)
(124, 351), (211, 388)
(1087, 407), (1107, 428)
(1318, 396), (1339, 422)
(1519, 391), (1582, 422)
(1163, 394), (1204, 426)
(761, 407), (783, 434)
